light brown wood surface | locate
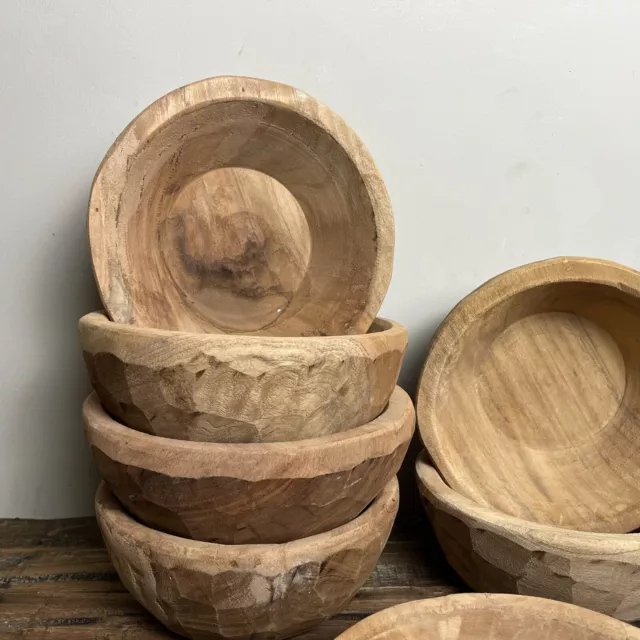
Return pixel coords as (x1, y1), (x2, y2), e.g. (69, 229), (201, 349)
(89, 75), (394, 337)
(416, 452), (640, 621)
(79, 312), (407, 443)
(95, 478), (399, 640)
(83, 388), (414, 544)
(335, 593), (640, 639)
(417, 256), (640, 533)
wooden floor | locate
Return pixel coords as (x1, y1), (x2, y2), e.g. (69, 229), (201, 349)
(0, 510), (464, 638)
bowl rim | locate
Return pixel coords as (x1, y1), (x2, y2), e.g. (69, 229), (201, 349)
(95, 475), (399, 559)
(83, 386), (415, 479)
(335, 592), (640, 639)
(416, 451), (640, 553)
(418, 256), (640, 438)
(88, 75), (394, 335)
(79, 310), (407, 344)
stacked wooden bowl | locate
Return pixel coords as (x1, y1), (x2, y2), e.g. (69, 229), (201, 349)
(416, 257), (640, 621)
(80, 76), (414, 640)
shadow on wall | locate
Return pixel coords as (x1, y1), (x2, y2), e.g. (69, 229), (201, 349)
(13, 193), (102, 518)
(396, 315), (445, 526)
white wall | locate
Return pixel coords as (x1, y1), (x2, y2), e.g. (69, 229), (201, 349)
(2, 0), (640, 517)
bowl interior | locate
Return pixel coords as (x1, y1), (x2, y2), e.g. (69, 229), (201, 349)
(367, 318), (393, 334)
(96, 88), (383, 336)
(425, 276), (640, 533)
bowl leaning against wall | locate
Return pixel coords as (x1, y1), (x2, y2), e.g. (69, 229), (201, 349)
(84, 387), (414, 544)
(79, 311), (407, 443)
(417, 256), (640, 534)
(89, 75), (394, 337)
(416, 451), (640, 622)
(96, 477), (399, 640)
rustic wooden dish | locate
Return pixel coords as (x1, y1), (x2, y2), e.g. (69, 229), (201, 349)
(416, 451), (640, 621)
(89, 76), (394, 337)
(79, 311), (407, 443)
(417, 257), (640, 533)
(84, 387), (413, 544)
(96, 477), (398, 640)
(336, 593), (640, 639)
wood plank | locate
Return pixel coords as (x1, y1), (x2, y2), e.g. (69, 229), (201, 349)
(0, 519), (102, 549)
(0, 548), (115, 581)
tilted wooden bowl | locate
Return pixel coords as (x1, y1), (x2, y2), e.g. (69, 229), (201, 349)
(417, 257), (640, 533)
(336, 593), (640, 639)
(79, 311), (407, 443)
(96, 478), (398, 640)
(89, 76), (394, 337)
(416, 451), (640, 621)
(84, 387), (413, 544)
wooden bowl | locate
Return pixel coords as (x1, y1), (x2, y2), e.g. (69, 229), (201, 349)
(416, 451), (640, 621)
(417, 257), (640, 533)
(84, 387), (413, 544)
(335, 593), (640, 639)
(89, 76), (394, 337)
(96, 477), (398, 640)
(79, 311), (407, 443)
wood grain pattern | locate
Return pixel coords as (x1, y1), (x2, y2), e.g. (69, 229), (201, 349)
(416, 452), (640, 622)
(336, 594), (640, 639)
(417, 257), (640, 533)
(95, 479), (398, 640)
(79, 312), (407, 443)
(89, 75), (394, 336)
(83, 388), (414, 544)
(0, 514), (465, 639)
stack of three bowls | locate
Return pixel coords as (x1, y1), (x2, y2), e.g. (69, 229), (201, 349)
(416, 256), (640, 622)
(80, 76), (415, 640)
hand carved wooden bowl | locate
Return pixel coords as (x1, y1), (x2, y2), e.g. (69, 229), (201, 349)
(417, 257), (640, 533)
(336, 593), (640, 639)
(96, 477), (398, 640)
(79, 311), (407, 443)
(416, 451), (640, 621)
(84, 387), (413, 544)
(89, 76), (394, 337)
